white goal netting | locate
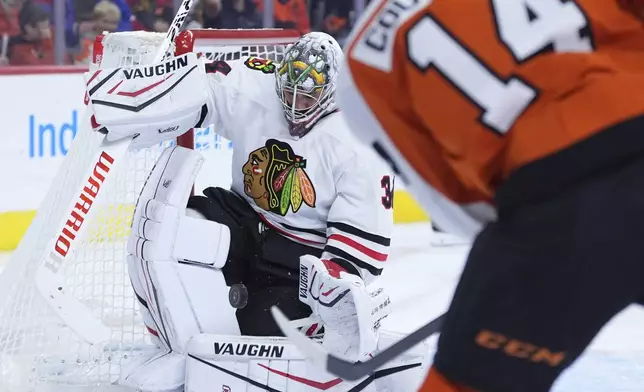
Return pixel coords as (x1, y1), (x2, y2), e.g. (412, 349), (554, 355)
(0, 29), (297, 392)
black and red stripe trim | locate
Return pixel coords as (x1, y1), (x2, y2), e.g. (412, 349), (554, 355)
(92, 65), (197, 112)
(327, 221), (390, 247)
(323, 246), (383, 276)
(187, 353), (422, 391)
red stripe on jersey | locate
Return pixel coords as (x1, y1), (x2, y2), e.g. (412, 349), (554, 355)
(328, 234), (388, 262)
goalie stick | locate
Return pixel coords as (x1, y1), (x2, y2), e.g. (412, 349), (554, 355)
(31, 0), (196, 345)
(271, 307), (445, 381)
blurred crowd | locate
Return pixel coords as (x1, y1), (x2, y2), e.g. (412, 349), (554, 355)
(0, 0), (369, 66)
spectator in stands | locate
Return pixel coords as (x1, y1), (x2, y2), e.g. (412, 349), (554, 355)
(183, 0), (217, 29)
(194, 0), (262, 29)
(127, 0), (172, 32)
(312, 0), (353, 45)
(0, 0), (21, 36)
(188, 0), (263, 30)
(73, 0), (121, 64)
(254, 0), (309, 35)
(152, 5), (173, 32)
(0, 0), (20, 63)
(6, 0), (53, 65)
(64, 0), (132, 50)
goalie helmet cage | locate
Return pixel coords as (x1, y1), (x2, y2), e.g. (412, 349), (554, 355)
(0, 28), (298, 392)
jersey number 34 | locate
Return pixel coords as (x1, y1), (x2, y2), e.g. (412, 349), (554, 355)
(407, 0), (593, 135)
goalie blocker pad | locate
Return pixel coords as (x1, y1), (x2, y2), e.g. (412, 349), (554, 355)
(85, 53), (209, 149)
(185, 331), (431, 391)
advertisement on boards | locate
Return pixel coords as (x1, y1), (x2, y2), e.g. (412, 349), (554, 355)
(0, 73), (85, 213)
(0, 72), (235, 215)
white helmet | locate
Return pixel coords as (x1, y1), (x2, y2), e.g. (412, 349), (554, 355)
(276, 32), (344, 138)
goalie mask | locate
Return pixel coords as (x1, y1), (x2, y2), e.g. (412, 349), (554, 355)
(276, 32), (343, 138)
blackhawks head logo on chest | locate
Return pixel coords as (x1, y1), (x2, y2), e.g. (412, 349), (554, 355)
(242, 139), (316, 216)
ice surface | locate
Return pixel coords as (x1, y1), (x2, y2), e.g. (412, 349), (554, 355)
(1, 223), (642, 391)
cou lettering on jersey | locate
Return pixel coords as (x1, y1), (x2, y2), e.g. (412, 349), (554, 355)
(213, 342), (285, 358)
(364, 0), (421, 51)
(352, 0), (429, 72)
(44, 151), (115, 274)
(123, 55), (189, 80)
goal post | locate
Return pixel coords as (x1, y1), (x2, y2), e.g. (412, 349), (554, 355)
(0, 28), (298, 392)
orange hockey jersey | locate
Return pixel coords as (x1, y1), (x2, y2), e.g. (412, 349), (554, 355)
(339, 0), (644, 237)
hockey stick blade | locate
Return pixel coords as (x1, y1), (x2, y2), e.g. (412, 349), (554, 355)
(271, 306), (445, 381)
(33, 117), (130, 345)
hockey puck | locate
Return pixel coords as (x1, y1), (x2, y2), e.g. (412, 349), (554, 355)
(229, 284), (248, 309)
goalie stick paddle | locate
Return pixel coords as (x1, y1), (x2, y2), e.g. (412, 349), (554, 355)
(271, 306), (446, 381)
(33, 0), (196, 345)
(34, 121), (129, 345)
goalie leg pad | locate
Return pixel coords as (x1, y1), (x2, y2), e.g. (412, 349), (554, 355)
(128, 200), (230, 268)
(372, 329), (433, 391)
(134, 257), (240, 353)
(120, 145), (239, 391)
(127, 145), (238, 346)
(184, 331), (431, 391)
(127, 254), (163, 348)
(119, 351), (186, 392)
(119, 261), (240, 392)
(128, 145), (231, 267)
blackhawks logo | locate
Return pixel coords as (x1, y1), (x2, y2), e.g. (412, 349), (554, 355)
(244, 57), (276, 74)
(242, 139), (316, 216)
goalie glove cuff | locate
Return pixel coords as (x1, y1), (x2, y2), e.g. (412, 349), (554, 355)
(298, 254), (391, 361)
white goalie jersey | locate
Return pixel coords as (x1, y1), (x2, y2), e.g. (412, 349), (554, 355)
(200, 57), (394, 282)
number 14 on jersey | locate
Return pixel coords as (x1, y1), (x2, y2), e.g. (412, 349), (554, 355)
(407, 0), (593, 134)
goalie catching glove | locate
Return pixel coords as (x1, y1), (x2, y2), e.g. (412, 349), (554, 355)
(84, 52), (209, 149)
(298, 255), (392, 362)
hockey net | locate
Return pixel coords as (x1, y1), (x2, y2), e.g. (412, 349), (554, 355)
(0, 28), (298, 392)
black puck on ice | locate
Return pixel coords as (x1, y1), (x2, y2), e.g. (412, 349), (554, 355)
(229, 284), (248, 309)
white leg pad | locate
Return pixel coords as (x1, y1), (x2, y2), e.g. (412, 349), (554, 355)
(184, 330), (431, 391)
(373, 329), (432, 392)
(127, 254), (163, 347)
(119, 262), (240, 392)
(142, 261), (240, 353)
(119, 351), (186, 392)
(122, 145), (241, 391)
(127, 145), (231, 268)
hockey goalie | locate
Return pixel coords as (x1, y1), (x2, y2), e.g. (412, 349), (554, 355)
(85, 32), (430, 391)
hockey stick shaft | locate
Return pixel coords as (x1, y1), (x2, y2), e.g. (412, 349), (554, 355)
(153, 0), (193, 62)
(271, 306), (446, 381)
(328, 312), (446, 378)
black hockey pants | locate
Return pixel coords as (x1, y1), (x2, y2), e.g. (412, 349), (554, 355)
(434, 151), (644, 392)
(187, 187), (322, 336)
